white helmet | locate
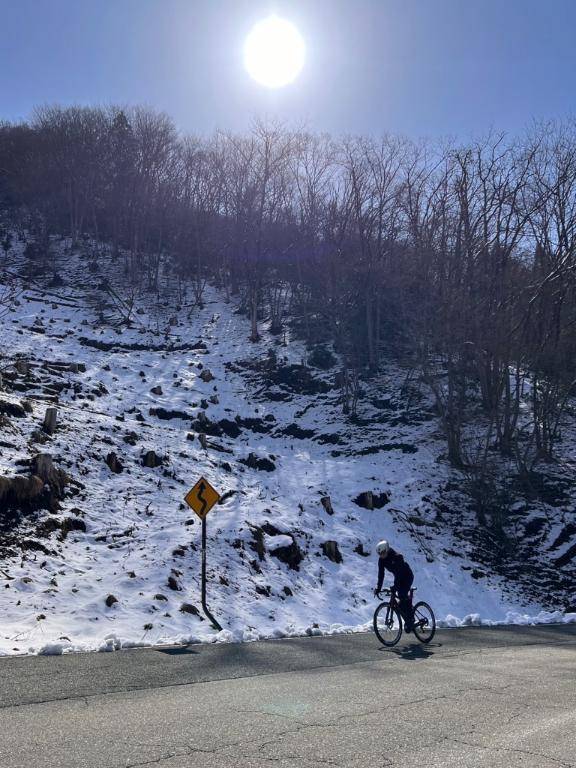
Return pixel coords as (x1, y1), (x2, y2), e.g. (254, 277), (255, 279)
(376, 540), (390, 557)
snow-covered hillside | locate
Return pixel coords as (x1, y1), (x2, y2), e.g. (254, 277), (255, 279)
(0, 251), (574, 655)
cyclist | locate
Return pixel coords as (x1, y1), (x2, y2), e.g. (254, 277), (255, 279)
(373, 540), (414, 632)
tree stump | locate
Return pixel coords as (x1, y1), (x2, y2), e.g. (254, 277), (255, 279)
(142, 450), (161, 468)
(43, 407), (58, 435)
(105, 452), (124, 474)
(31, 453), (54, 482)
(321, 540), (343, 563)
(198, 433), (208, 450)
(320, 496), (334, 515)
(354, 491), (374, 510)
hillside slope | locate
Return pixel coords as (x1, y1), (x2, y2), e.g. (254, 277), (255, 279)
(0, 252), (574, 655)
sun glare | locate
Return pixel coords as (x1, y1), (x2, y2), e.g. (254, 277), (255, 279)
(244, 16), (305, 89)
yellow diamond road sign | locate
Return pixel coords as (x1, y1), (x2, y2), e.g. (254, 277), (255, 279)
(184, 477), (220, 519)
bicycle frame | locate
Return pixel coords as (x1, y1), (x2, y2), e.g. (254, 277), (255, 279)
(380, 587), (420, 628)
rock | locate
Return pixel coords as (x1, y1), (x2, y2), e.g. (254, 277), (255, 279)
(149, 407), (190, 421)
(105, 452), (124, 474)
(179, 603), (202, 616)
(0, 400), (27, 418)
(123, 431), (139, 445)
(36, 517), (62, 537)
(150, 386), (163, 395)
(283, 586), (293, 596)
(0, 475), (44, 511)
(105, 594), (118, 608)
(198, 433), (208, 450)
(353, 491), (390, 510)
(282, 423), (315, 439)
(30, 430), (49, 445)
(61, 517), (87, 537)
(250, 523), (304, 570)
(218, 419), (242, 438)
(167, 575), (181, 591)
(321, 540), (343, 564)
(199, 369), (214, 383)
(354, 542), (370, 557)
(154, 594), (168, 601)
(240, 453), (276, 472)
(308, 345), (337, 370)
(320, 496), (334, 515)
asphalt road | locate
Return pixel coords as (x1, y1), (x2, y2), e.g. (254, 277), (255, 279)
(0, 624), (575, 768)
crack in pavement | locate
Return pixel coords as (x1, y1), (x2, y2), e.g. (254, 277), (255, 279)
(444, 734), (576, 768)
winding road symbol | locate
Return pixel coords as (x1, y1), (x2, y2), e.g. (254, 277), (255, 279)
(197, 481), (208, 516)
(184, 476), (220, 519)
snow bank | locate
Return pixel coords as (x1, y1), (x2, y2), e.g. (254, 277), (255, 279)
(437, 610), (576, 628)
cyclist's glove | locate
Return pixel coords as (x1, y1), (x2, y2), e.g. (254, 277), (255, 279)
(373, 588), (380, 597)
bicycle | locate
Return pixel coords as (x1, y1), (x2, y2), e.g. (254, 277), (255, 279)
(373, 586), (436, 647)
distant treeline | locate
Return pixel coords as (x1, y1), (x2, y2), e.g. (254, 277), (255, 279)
(1, 106), (576, 478)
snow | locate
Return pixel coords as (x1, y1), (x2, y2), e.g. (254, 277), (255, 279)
(0, 248), (573, 656)
(264, 534), (294, 551)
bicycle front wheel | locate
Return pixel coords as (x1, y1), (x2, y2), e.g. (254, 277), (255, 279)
(373, 602), (402, 647)
(412, 601), (436, 643)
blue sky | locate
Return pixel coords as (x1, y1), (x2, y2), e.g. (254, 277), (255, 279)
(1, 0), (575, 138)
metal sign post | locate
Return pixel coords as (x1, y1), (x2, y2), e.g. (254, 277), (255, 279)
(184, 476), (222, 631)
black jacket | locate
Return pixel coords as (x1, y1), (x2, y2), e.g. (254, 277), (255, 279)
(376, 547), (413, 591)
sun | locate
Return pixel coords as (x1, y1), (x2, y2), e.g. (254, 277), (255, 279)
(244, 16), (305, 88)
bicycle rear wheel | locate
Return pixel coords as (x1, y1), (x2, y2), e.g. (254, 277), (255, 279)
(412, 601), (436, 643)
(373, 602), (402, 647)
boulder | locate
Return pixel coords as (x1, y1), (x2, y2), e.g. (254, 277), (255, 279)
(180, 603), (202, 616)
(167, 575), (181, 591)
(240, 453), (276, 472)
(61, 517), (87, 537)
(199, 369), (214, 383)
(0, 400), (27, 418)
(353, 491), (389, 510)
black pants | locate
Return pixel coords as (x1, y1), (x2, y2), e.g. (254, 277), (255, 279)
(394, 567), (414, 627)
